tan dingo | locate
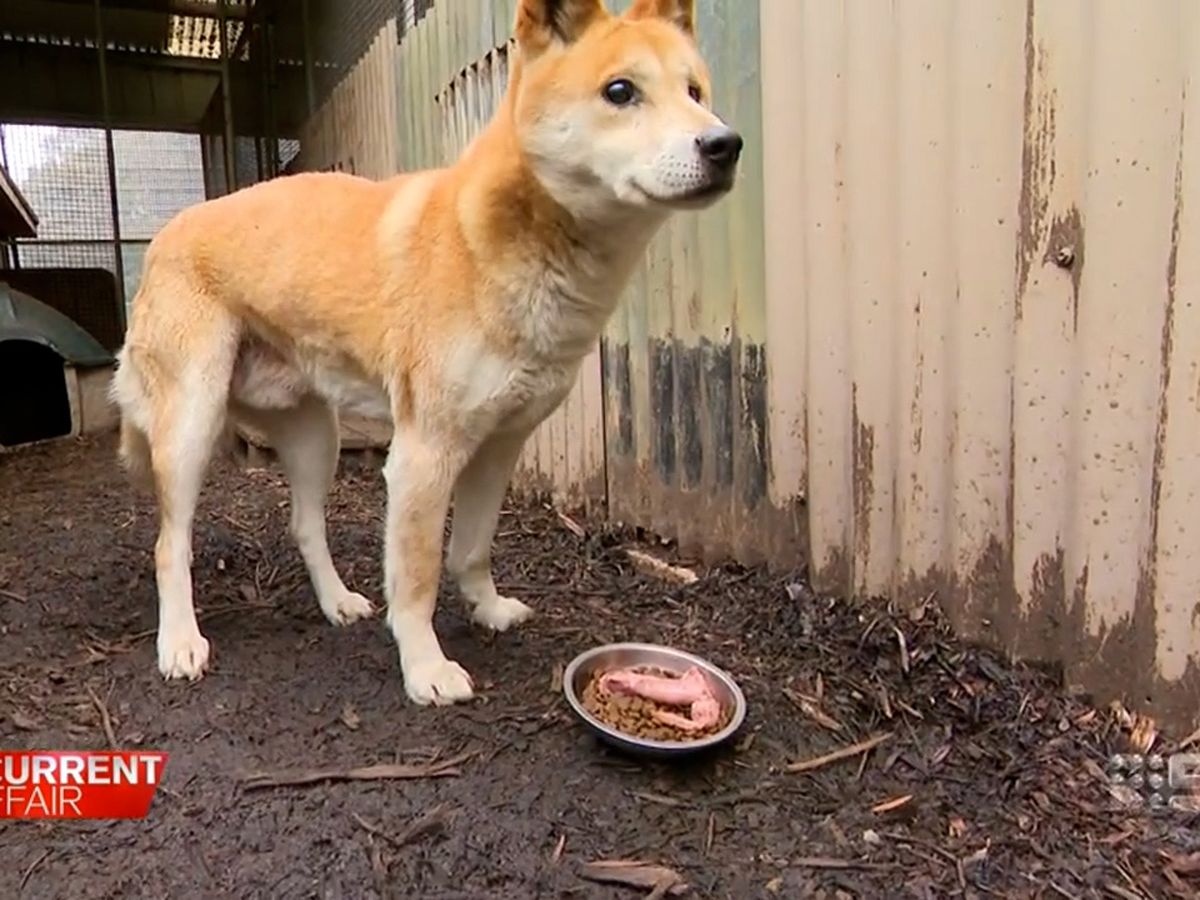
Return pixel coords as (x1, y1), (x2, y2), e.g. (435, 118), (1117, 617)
(111, 0), (742, 706)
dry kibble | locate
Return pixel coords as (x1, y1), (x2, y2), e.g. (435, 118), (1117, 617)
(580, 666), (732, 743)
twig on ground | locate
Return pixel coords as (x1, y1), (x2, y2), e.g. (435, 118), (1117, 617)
(791, 856), (891, 871)
(783, 687), (844, 733)
(85, 683), (118, 749)
(0, 588), (28, 604)
(871, 794), (913, 815)
(786, 732), (892, 774)
(557, 511), (586, 539)
(241, 751), (472, 790)
(19, 849), (51, 892)
(579, 860), (689, 896)
(353, 805), (452, 849)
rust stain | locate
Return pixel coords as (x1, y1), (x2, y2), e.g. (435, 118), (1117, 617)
(1014, 0), (1057, 317)
(894, 547), (1199, 733)
(851, 385), (875, 574)
(1043, 206), (1085, 332)
(910, 352), (924, 454)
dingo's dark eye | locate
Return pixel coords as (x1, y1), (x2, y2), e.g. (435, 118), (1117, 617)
(603, 79), (638, 106)
(688, 83), (703, 103)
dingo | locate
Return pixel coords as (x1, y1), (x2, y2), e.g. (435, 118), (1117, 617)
(111, 0), (742, 706)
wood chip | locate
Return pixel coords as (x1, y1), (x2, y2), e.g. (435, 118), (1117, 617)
(241, 751), (472, 790)
(783, 688), (844, 732)
(625, 549), (698, 585)
(892, 626), (910, 674)
(1129, 714), (1158, 754)
(557, 511), (586, 539)
(11, 710), (42, 731)
(579, 860), (689, 896)
(871, 794), (913, 814)
(340, 703), (361, 731)
(551, 834), (566, 864)
(1166, 851), (1200, 875)
(786, 732), (892, 774)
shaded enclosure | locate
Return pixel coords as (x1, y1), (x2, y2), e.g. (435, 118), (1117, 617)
(0, 340), (72, 446)
(0, 0), (1197, 734)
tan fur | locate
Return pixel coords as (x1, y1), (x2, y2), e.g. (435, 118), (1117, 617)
(111, 0), (741, 705)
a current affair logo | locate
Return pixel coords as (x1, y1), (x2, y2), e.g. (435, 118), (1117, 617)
(0, 751), (168, 819)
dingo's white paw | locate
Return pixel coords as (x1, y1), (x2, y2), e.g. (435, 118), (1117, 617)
(472, 595), (533, 632)
(157, 628), (210, 681)
(404, 658), (475, 706)
(321, 589), (375, 626)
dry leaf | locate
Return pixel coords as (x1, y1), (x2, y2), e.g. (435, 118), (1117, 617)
(340, 703), (361, 731)
(871, 794), (913, 814)
(765, 877), (784, 893)
(948, 817), (967, 839)
(1130, 714), (1158, 754)
(579, 860), (688, 896)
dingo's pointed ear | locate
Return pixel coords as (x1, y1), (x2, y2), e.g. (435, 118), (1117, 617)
(625, 0), (695, 36)
(516, 0), (608, 52)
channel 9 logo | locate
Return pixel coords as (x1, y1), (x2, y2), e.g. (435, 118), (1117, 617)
(1106, 752), (1200, 813)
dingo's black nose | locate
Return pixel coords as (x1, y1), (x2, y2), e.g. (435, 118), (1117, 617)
(696, 126), (743, 170)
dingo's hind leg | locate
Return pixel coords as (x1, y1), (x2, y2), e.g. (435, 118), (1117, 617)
(235, 395), (374, 625)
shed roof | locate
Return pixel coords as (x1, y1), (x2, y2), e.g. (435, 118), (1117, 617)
(0, 165), (39, 239)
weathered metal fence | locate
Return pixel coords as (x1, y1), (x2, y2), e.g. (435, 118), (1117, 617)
(292, 0), (1200, 732)
(759, 0), (1200, 730)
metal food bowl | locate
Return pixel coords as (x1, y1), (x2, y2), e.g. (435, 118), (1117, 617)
(562, 642), (747, 758)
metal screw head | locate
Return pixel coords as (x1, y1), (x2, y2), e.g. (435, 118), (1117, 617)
(1147, 754), (1166, 772)
(1055, 246), (1076, 268)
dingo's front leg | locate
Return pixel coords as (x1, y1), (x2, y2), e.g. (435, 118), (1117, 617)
(446, 431), (534, 632)
(382, 427), (474, 706)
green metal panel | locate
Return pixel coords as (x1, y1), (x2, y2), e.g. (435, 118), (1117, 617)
(0, 284), (114, 366)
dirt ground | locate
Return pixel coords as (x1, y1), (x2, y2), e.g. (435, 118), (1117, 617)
(1, 433), (1198, 899)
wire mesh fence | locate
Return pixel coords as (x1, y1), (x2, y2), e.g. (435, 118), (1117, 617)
(0, 123), (206, 313)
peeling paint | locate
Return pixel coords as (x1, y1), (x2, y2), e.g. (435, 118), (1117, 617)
(851, 386), (874, 571)
(1015, 0), (1055, 316)
(1044, 206), (1085, 331)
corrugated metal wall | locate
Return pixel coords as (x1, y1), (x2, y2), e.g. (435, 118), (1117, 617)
(388, 0), (775, 529)
(762, 0), (1200, 730)
(603, 0), (783, 562)
(295, 18), (399, 178)
(291, 0), (1199, 731)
